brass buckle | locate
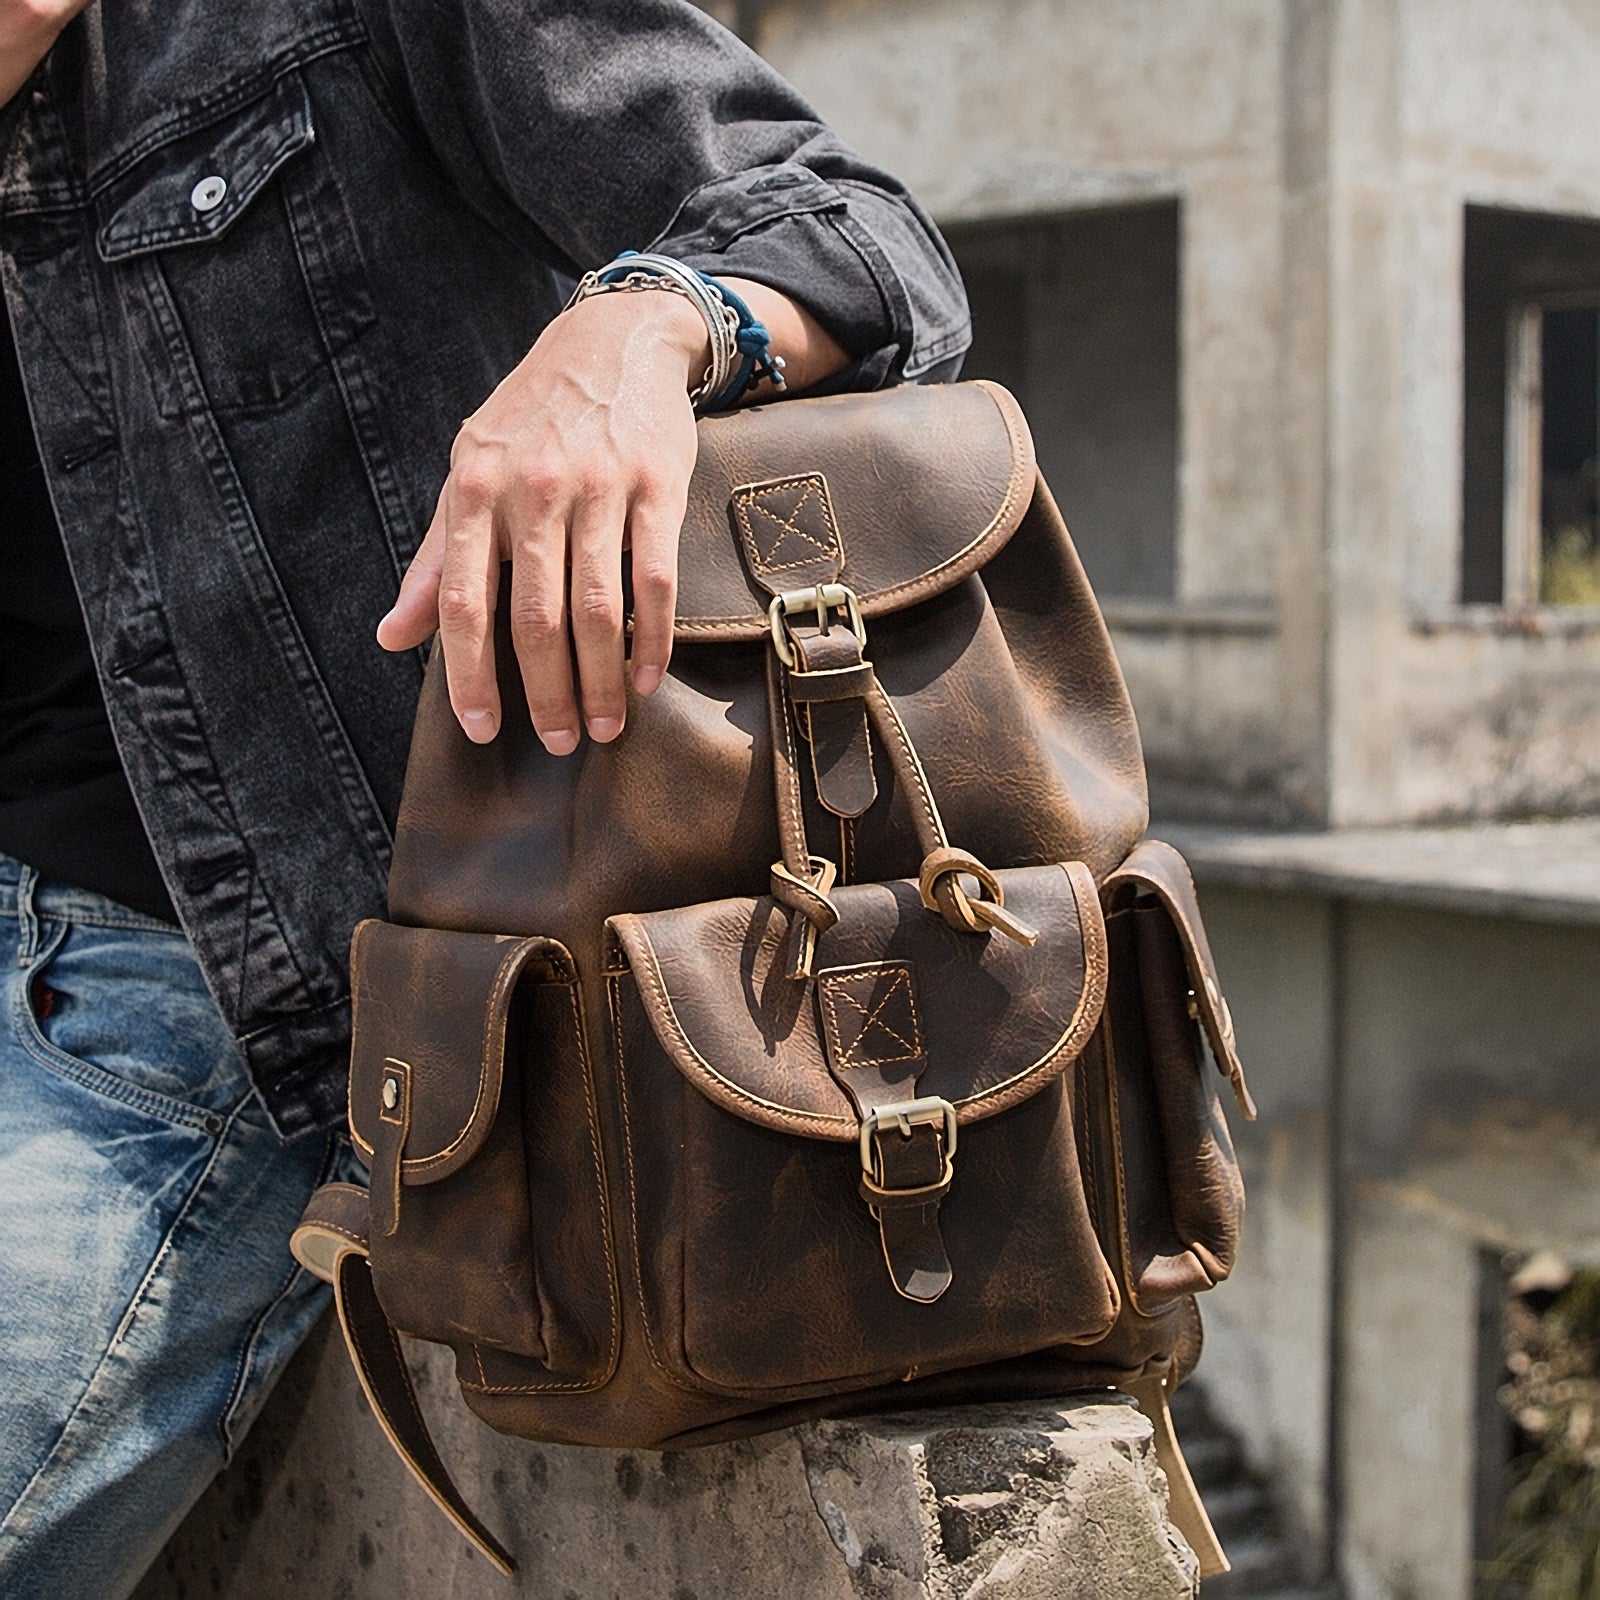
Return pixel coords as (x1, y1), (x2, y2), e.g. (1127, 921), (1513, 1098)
(767, 583), (866, 669)
(857, 1096), (958, 1192)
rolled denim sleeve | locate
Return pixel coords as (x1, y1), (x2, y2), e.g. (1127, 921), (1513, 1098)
(356, 0), (969, 384)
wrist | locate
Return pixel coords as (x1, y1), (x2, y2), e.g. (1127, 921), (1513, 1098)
(642, 286), (716, 384)
(565, 253), (787, 411)
(560, 286), (711, 399)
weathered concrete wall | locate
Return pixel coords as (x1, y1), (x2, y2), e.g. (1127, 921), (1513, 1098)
(1188, 860), (1600, 1599)
(748, 0), (1305, 824)
(744, 0), (1600, 826)
(133, 1323), (1199, 1600)
(1320, 0), (1600, 825)
(1179, 887), (1337, 1569)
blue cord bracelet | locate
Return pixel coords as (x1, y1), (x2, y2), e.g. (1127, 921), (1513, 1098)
(696, 275), (788, 412)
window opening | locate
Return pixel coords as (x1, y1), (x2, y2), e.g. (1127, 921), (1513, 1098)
(1461, 206), (1600, 607)
(946, 201), (1181, 600)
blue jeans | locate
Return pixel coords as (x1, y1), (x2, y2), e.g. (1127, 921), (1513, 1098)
(0, 855), (353, 1598)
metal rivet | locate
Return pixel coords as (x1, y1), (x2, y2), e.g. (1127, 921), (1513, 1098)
(382, 1077), (399, 1110)
(190, 175), (228, 213)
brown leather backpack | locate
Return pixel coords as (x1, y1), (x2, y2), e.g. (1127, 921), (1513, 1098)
(292, 380), (1255, 1578)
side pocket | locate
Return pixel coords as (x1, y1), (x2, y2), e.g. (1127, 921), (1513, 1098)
(1099, 842), (1253, 1315)
(347, 922), (615, 1386)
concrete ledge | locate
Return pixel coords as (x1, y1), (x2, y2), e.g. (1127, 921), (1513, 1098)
(1161, 817), (1600, 926)
(134, 1319), (1199, 1599)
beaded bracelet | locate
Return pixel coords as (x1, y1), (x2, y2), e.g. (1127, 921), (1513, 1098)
(565, 251), (787, 413)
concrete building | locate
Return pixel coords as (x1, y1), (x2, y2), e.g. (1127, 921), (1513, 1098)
(699, 2), (1600, 1596)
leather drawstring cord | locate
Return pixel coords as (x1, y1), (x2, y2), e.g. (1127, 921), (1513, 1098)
(765, 647), (841, 978)
(857, 680), (1037, 948)
(765, 624), (1039, 965)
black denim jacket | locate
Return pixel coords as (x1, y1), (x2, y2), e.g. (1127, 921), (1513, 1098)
(0, 0), (969, 1136)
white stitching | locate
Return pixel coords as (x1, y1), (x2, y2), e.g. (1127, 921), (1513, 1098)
(820, 967), (923, 1068)
(732, 473), (842, 578)
(617, 862), (1107, 1136)
(678, 385), (1031, 636)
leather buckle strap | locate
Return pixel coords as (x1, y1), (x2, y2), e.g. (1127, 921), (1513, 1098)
(857, 1095), (957, 1192)
(787, 625), (879, 820)
(767, 582), (865, 668)
(854, 1095), (957, 1305)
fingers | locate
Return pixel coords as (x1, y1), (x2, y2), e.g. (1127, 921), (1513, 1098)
(376, 487), (447, 653)
(380, 469), (683, 751)
(507, 501), (580, 757)
(626, 478), (685, 697)
(567, 488), (629, 744)
(381, 290), (701, 750)
(434, 475), (502, 744)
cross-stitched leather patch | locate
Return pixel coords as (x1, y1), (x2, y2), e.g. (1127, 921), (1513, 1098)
(817, 962), (925, 1074)
(731, 472), (844, 582)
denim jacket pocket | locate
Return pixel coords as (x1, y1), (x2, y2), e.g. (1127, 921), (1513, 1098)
(92, 71), (363, 420)
(95, 74), (314, 261)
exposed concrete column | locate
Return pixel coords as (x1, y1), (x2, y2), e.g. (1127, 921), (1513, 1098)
(1322, 0), (1409, 825)
(1183, 885), (1339, 1573)
(135, 1322), (1202, 1599)
(1274, 0), (1337, 824)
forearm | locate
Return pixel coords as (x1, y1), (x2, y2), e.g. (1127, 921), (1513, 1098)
(0, 1), (94, 108)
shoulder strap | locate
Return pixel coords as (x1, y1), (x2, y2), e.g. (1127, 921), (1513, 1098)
(291, 1183), (515, 1576)
(1122, 1364), (1231, 1579)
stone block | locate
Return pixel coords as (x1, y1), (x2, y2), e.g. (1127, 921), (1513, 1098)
(134, 1320), (1199, 1599)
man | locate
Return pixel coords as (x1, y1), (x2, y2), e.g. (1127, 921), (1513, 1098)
(0, 0), (968, 1593)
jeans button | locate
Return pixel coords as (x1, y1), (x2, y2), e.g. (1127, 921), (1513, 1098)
(190, 175), (228, 213)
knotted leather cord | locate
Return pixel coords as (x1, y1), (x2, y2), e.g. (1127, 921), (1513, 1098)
(766, 628), (1036, 958)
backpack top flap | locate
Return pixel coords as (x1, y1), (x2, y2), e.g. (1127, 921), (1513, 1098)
(607, 860), (1106, 1141)
(671, 379), (1034, 637)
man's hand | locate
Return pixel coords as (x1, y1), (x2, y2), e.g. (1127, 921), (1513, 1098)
(378, 278), (847, 752)
(0, 1), (94, 107)
(378, 290), (703, 754)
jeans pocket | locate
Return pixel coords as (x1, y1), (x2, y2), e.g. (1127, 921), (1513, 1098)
(15, 917), (245, 1133)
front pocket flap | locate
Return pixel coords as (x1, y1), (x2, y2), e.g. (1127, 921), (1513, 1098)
(608, 861), (1106, 1141)
(1105, 840), (1257, 1120)
(95, 73), (313, 262)
(347, 920), (572, 1182)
